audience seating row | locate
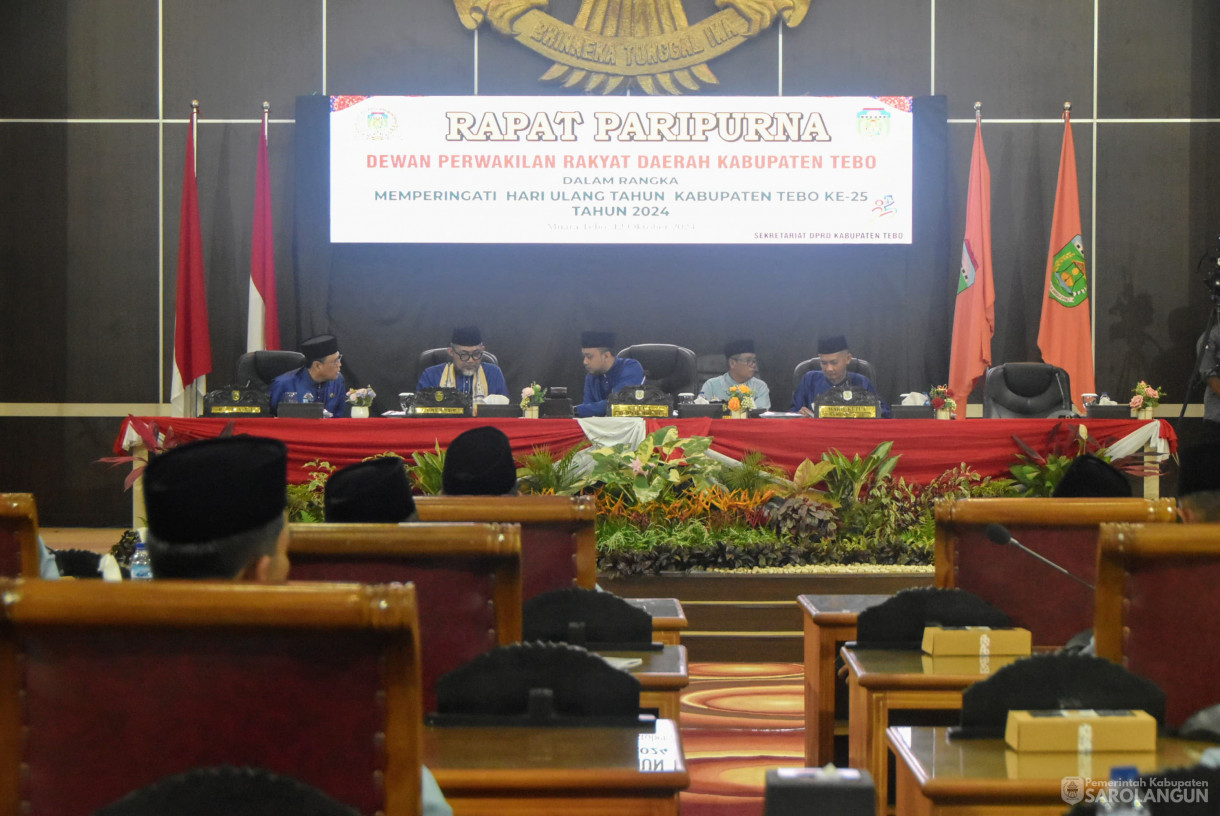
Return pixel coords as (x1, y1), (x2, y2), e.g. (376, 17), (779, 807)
(0, 492), (689, 816)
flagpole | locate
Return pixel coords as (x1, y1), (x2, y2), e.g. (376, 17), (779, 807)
(186, 100), (200, 417)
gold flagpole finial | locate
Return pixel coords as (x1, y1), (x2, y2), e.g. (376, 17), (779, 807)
(974, 101), (982, 120)
(191, 99), (199, 111)
(262, 100), (270, 113)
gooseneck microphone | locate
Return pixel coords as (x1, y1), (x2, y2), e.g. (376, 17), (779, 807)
(983, 524), (1095, 590)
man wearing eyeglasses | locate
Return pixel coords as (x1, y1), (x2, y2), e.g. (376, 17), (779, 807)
(269, 334), (348, 417)
(417, 326), (508, 400)
(698, 339), (771, 410)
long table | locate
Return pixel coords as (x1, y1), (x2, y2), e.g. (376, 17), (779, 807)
(115, 415), (1172, 488)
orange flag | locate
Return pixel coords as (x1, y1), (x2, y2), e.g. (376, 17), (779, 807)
(948, 107), (995, 417)
(1037, 106), (1095, 410)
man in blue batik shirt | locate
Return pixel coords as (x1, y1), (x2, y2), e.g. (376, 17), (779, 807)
(416, 325), (509, 400)
(269, 334), (348, 417)
(575, 330), (645, 417)
(791, 334), (891, 417)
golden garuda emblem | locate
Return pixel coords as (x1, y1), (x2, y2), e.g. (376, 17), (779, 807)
(453, 0), (812, 94)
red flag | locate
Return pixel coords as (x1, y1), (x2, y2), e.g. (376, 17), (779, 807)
(247, 103), (280, 352)
(948, 110), (995, 417)
(1037, 106), (1095, 410)
(171, 103), (211, 416)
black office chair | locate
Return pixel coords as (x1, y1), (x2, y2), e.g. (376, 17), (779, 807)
(981, 363), (1073, 418)
(416, 348), (499, 382)
(696, 352), (726, 386)
(616, 344), (698, 396)
(235, 351), (305, 390)
(956, 654), (1165, 737)
(97, 766), (361, 816)
(792, 357), (877, 391)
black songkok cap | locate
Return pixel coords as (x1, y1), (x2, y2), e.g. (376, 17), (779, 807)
(451, 326), (483, 346)
(144, 436), (288, 544)
(1178, 442), (1220, 497)
(816, 334), (849, 355)
(301, 334), (338, 363)
(581, 330), (616, 350)
(325, 457), (416, 523)
(1052, 454), (1132, 498)
(443, 426), (517, 496)
(724, 339), (755, 358)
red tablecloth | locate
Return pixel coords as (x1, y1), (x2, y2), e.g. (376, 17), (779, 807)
(115, 416), (1174, 485)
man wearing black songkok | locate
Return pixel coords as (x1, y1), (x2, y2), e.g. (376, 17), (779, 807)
(442, 426), (518, 495)
(144, 436), (290, 580)
(325, 457), (418, 523)
(791, 334), (889, 417)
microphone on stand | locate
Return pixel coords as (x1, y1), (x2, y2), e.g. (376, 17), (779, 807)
(983, 524), (1095, 590)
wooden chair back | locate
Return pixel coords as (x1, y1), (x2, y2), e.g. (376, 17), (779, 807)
(934, 497), (1177, 647)
(1095, 522), (1220, 728)
(0, 578), (422, 816)
(413, 495), (596, 598)
(288, 522), (522, 712)
(0, 494), (42, 577)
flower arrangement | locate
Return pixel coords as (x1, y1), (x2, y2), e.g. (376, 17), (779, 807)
(520, 382), (546, 411)
(1129, 381), (1163, 411)
(727, 384), (755, 413)
(929, 385), (957, 413)
(346, 386), (376, 407)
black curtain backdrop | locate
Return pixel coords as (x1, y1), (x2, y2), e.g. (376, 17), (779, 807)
(293, 94), (952, 415)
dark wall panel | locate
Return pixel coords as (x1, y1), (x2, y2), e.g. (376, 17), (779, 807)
(0, 418), (130, 527)
(163, 0), (323, 119)
(782, 0), (930, 98)
(1099, 0), (1218, 119)
(327, 0), (475, 95)
(65, 124), (162, 402)
(936, 0), (1094, 120)
(1095, 123), (1211, 400)
(0, 125), (68, 400)
(0, 0), (158, 119)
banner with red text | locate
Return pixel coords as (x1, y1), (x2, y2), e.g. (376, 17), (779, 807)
(330, 95), (913, 245)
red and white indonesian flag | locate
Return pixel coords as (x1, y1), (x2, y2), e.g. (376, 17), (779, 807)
(171, 105), (212, 417)
(247, 105), (280, 352)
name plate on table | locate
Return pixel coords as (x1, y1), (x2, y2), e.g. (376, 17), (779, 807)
(204, 388), (269, 417)
(411, 406), (468, 416)
(817, 404), (877, 418)
(410, 387), (469, 416)
(611, 403), (671, 418)
(609, 385), (672, 418)
(814, 388), (879, 418)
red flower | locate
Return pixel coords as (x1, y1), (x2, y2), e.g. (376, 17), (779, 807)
(931, 396), (946, 409)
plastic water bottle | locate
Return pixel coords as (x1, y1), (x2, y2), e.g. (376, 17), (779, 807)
(129, 541), (152, 581)
(1097, 766), (1149, 814)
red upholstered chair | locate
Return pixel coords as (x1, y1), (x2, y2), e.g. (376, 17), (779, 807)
(1095, 522), (1220, 729)
(287, 522), (523, 713)
(413, 495), (596, 598)
(0, 493), (42, 577)
(934, 497), (1178, 648)
(0, 579), (422, 816)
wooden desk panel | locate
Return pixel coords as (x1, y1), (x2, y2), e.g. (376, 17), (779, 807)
(425, 719), (688, 816)
(603, 645), (689, 721)
(799, 593), (891, 766)
(626, 598), (688, 647)
(888, 725), (1211, 816)
(843, 647), (1021, 814)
